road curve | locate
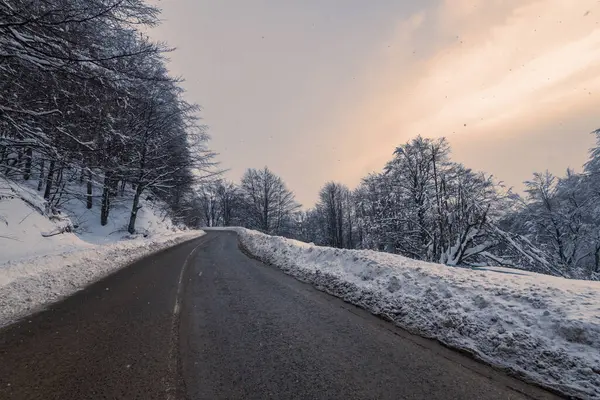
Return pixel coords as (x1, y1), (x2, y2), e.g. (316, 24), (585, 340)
(0, 231), (561, 399)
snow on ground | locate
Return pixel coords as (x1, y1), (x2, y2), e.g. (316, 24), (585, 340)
(0, 194), (93, 262)
(228, 228), (600, 399)
(0, 230), (202, 327)
(0, 177), (182, 264)
(58, 180), (181, 246)
(0, 178), (204, 327)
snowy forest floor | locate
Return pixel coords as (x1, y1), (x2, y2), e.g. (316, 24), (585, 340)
(0, 177), (204, 327)
(222, 227), (600, 399)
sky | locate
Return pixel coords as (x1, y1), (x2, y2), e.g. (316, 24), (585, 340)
(150, 0), (600, 206)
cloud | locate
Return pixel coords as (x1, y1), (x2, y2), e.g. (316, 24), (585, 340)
(149, 0), (599, 204)
(328, 0), (600, 186)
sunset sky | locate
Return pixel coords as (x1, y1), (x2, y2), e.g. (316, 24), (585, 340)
(151, 0), (600, 206)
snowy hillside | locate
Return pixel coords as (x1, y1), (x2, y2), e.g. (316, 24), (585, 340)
(1, 183), (92, 264)
(0, 178), (203, 326)
(0, 177), (185, 264)
(229, 228), (600, 399)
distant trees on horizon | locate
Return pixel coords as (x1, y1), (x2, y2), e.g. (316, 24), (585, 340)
(205, 131), (600, 281)
(2, 1), (598, 280)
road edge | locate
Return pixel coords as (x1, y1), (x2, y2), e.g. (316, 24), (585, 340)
(235, 235), (573, 400)
(0, 232), (205, 330)
(166, 237), (206, 400)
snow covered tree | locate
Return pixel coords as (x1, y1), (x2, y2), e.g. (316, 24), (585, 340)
(493, 130), (600, 278)
(0, 1), (217, 233)
(342, 136), (532, 268)
(504, 137), (600, 278)
(316, 182), (345, 248)
(239, 167), (300, 235)
(214, 180), (242, 227)
(312, 182), (356, 248)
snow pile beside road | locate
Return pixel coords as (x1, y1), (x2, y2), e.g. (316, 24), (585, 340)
(0, 178), (205, 327)
(0, 230), (203, 327)
(0, 177), (182, 264)
(0, 191), (93, 264)
(233, 228), (600, 399)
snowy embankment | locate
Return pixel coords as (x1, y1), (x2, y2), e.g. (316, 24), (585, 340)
(232, 228), (600, 399)
(0, 231), (202, 327)
(0, 179), (204, 327)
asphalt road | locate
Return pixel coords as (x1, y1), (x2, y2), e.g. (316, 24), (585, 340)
(0, 231), (562, 400)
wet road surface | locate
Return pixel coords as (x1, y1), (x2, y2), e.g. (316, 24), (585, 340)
(0, 231), (562, 399)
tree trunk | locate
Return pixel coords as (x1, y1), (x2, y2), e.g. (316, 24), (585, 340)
(54, 176), (68, 206)
(263, 200), (269, 233)
(127, 183), (144, 234)
(347, 208), (354, 249)
(23, 148), (32, 180)
(86, 168), (93, 209)
(43, 160), (56, 200)
(37, 159), (45, 191)
(337, 202), (343, 248)
(101, 171), (113, 226)
(223, 199), (230, 226)
(0, 145), (6, 172)
(111, 175), (119, 197)
(50, 166), (64, 206)
(432, 147), (444, 261)
(594, 244), (600, 274)
(15, 149), (23, 175)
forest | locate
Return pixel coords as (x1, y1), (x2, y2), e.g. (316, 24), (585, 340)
(2, 1), (599, 280)
(199, 134), (600, 281)
(1, 0), (216, 234)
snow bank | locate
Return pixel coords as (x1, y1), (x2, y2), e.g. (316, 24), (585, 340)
(58, 181), (182, 246)
(0, 230), (203, 327)
(0, 195), (94, 263)
(232, 228), (600, 399)
(0, 177), (184, 265)
(0, 178), (204, 327)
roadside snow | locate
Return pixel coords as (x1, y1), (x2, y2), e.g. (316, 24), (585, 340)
(0, 231), (203, 327)
(0, 178), (204, 327)
(230, 228), (600, 399)
(0, 178), (182, 264)
(0, 195), (94, 263)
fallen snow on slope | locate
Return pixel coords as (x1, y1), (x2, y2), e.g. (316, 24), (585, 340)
(0, 178), (181, 264)
(232, 228), (600, 399)
(0, 231), (203, 327)
(0, 194), (93, 263)
(0, 179), (204, 327)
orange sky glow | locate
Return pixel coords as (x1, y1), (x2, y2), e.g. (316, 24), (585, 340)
(152, 0), (600, 205)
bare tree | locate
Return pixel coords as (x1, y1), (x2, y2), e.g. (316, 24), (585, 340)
(0, 0), (217, 236)
(239, 167), (300, 235)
